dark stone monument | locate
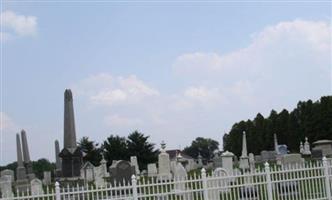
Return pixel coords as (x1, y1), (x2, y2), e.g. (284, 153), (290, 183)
(59, 89), (82, 178)
(311, 149), (323, 160)
(109, 160), (135, 184)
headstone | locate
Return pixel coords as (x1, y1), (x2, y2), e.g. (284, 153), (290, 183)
(312, 140), (332, 157)
(213, 154), (223, 169)
(221, 151), (234, 175)
(311, 149), (323, 160)
(109, 160), (134, 184)
(130, 156), (140, 175)
(281, 154), (304, 167)
(261, 150), (276, 162)
(254, 155), (262, 163)
(249, 153), (255, 172)
(43, 171), (51, 185)
(94, 156), (108, 187)
(197, 153), (203, 168)
(0, 175), (13, 198)
(59, 89), (83, 178)
(173, 162), (187, 191)
(303, 137), (311, 155)
(54, 140), (62, 177)
(278, 145), (288, 155)
(81, 161), (95, 182)
(147, 163), (158, 177)
(0, 169), (14, 182)
(239, 131), (249, 170)
(208, 168), (229, 198)
(300, 142), (304, 154)
(158, 141), (172, 180)
(30, 178), (44, 195)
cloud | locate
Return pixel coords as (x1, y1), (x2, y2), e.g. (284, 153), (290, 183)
(104, 115), (142, 127)
(0, 112), (18, 132)
(1, 10), (37, 41)
(73, 73), (159, 107)
(173, 19), (331, 77)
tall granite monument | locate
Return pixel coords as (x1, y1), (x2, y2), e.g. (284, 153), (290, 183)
(59, 89), (82, 178)
(21, 130), (35, 179)
(239, 131), (249, 170)
(15, 133), (29, 191)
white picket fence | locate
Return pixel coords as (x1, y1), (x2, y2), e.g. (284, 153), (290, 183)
(2, 157), (332, 200)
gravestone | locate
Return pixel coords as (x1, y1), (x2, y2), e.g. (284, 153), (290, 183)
(221, 151), (234, 176)
(173, 162), (187, 191)
(261, 150), (276, 162)
(15, 133), (29, 192)
(281, 154), (304, 168)
(109, 160), (134, 184)
(43, 171), (51, 185)
(94, 157), (108, 187)
(249, 153), (255, 172)
(0, 170), (14, 182)
(158, 141), (172, 180)
(311, 149), (323, 160)
(147, 163), (158, 177)
(303, 137), (311, 155)
(213, 154), (223, 168)
(0, 175), (13, 198)
(130, 156), (140, 175)
(81, 161), (95, 182)
(254, 155), (262, 163)
(278, 145), (288, 155)
(300, 142), (304, 154)
(30, 178), (44, 195)
(208, 168), (229, 198)
(197, 153), (203, 168)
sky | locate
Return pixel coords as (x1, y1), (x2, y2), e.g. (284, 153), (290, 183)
(0, 1), (331, 165)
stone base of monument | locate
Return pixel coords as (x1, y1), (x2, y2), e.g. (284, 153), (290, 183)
(15, 179), (29, 193)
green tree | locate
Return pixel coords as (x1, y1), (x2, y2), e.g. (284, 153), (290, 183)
(32, 159), (55, 179)
(127, 130), (158, 170)
(78, 137), (102, 166)
(103, 135), (129, 166)
(183, 137), (219, 159)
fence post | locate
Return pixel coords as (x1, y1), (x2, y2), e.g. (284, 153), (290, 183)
(55, 182), (61, 200)
(264, 162), (273, 200)
(201, 168), (209, 200)
(323, 157), (332, 200)
(132, 175), (138, 200)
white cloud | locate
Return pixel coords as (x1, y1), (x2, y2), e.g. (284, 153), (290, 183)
(0, 112), (17, 132)
(73, 73), (159, 107)
(1, 10), (37, 41)
(104, 115), (142, 127)
(173, 19), (331, 77)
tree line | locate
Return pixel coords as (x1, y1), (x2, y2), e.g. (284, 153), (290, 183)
(223, 96), (332, 157)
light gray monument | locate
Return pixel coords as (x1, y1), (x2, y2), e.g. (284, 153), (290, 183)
(158, 141), (172, 180)
(43, 171), (51, 185)
(54, 140), (62, 177)
(249, 153), (255, 172)
(1, 169), (14, 182)
(30, 178), (44, 195)
(59, 89), (83, 178)
(197, 153), (203, 168)
(303, 137), (311, 155)
(130, 156), (140, 175)
(300, 142), (304, 154)
(15, 133), (29, 192)
(239, 131), (249, 170)
(21, 130), (34, 178)
(147, 163), (158, 177)
(109, 160), (134, 184)
(81, 161), (95, 182)
(0, 175), (13, 198)
(221, 151), (234, 176)
(281, 153), (304, 167)
(173, 162), (187, 191)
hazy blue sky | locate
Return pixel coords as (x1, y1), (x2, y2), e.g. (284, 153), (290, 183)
(1, 1), (331, 165)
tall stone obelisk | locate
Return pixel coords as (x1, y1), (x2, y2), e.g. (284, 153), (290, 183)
(239, 131), (249, 170)
(21, 130), (34, 178)
(274, 133), (279, 155)
(15, 133), (29, 191)
(59, 89), (82, 178)
(54, 140), (62, 177)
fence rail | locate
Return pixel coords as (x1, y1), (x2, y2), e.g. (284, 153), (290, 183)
(1, 157), (332, 200)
